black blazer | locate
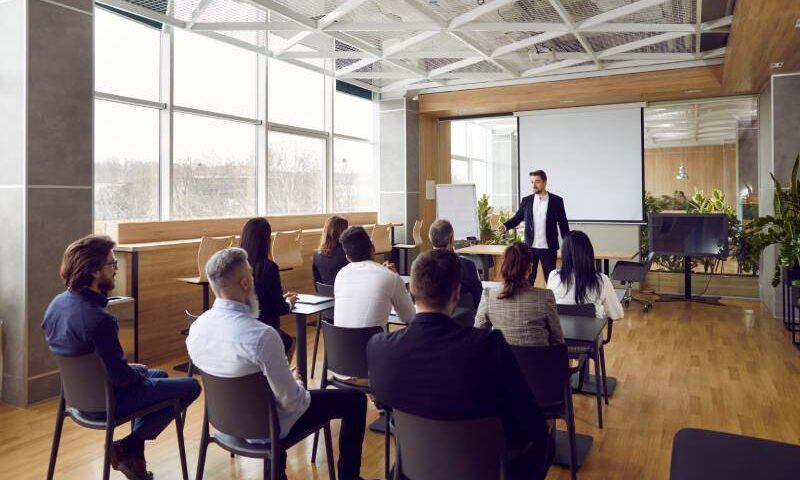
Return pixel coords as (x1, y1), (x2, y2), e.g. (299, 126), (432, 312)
(367, 312), (549, 454)
(504, 192), (569, 250)
(312, 244), (349, 286)
(459, 255), (483, 309)
(253, 259), (291, 329)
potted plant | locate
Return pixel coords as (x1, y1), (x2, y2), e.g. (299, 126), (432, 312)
(747, 154), (800, 286)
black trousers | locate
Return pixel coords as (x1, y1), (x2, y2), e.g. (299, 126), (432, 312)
(529, 248), (557, 285)
(283, 389), (367, 480)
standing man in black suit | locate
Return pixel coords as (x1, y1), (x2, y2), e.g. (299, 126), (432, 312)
(498, 170), (569, 284)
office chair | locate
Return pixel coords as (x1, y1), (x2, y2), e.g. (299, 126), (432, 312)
(611, 252), (655, 312)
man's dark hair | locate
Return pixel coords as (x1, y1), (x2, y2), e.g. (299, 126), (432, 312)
(340, 226), (373, 262)
(410, 249), (462, 310)
(60, 234), (116, 291)
(529, 170), (547, 182)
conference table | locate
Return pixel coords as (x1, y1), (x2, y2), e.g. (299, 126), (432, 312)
(455, 244), (637, 281)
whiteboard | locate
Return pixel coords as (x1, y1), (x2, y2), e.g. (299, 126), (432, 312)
(436, 184), (479, 240)
(517, 104), (644, 222)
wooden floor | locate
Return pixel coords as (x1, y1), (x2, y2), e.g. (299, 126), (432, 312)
(3, 297), (800, 480)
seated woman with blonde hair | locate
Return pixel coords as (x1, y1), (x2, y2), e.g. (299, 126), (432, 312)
(475, 242), (564, 346)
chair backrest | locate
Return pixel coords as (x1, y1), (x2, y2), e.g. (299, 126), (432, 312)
(557, 303), (596, 318)
(197, 235), (235, 282)
(185, 310), (198, 327)
(53, 353), (109, 413)
(510, 344), (570, 410)
(315, 282), (334, 297)
(371, 224), (393, 254)
(411, 219), (423, 246)
(271, 230), (303, 270)
(199, 371), (278, 440)
(321, 321), (382, 379)
(393, 410), (505, 480)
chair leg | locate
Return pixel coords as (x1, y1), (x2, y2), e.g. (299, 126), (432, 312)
(174, 404), (189, 480)
(311, 314), (322, 379)
(311, 429), (320, 463)
(564, 390), (578, 480)
(323, 424), (336, 480)
(384, 411), (391, 480)
(187, 360), (195, 378)
(195, 417), (210, 480)
(46, 401), (66, 480)
(102, 425), (114, 480)
(271, 449), (281, 480)
(600, 345), (609, 405)
(593, 350), (603, 429)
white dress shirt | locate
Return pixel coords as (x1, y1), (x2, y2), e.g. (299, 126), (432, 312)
(532, 193), (549, 249)
(186, 298), (310, 438)
(547, 271), (625, 320)
(334, 260), (416, 328)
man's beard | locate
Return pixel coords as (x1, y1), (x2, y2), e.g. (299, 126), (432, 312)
(246, 287), (260, 318)
(98, 275), (115, 295)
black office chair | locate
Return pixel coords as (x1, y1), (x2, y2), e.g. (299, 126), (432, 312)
(612, 251), (655, 311)
(310, 320), (391, 479)
(511, 344), (586, 480)
(557, 304), (608, 428)
(310, 282), (334, 379)
(392, 410), (506, 480)
(195, 371), (336, 480)
(47, 353), (189, 480)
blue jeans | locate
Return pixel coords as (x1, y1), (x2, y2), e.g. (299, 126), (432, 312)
(114, 370), (201, 441)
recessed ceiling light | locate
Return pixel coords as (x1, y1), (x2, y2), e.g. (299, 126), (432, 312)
(560, 100), (575, 104)
(771, 62), (784, 69)
(685, 89), (702, 93)
(795, 19), (800, 28)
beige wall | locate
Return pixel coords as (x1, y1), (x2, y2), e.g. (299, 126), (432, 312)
(645, 144), (738, 205)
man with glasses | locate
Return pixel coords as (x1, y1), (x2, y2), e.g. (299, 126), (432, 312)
(42, 234), (201, 480)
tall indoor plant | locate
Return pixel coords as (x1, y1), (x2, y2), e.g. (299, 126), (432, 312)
(748, 154), (800, 286)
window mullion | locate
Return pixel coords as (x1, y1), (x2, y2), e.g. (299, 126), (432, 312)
(158, 23), (174, 220)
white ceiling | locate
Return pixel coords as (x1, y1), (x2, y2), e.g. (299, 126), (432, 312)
(105, 0), (735, 95)
(644, 97), (757, 147)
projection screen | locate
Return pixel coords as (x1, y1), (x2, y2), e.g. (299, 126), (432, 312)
(517, 104), (645, 223)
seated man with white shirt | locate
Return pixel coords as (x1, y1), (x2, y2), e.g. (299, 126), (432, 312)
(334, 226), (415, 328)
(187, 248), (367, 480)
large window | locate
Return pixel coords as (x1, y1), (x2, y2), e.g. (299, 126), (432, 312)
(450, 118), (517, 213)
(173, 114), (257, 219)
(94, 8), (376, 223)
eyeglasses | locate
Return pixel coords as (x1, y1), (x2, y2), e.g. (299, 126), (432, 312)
(105, 260), (119, 270)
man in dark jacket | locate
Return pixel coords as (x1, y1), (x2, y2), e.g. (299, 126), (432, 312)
(499, 169), (569, 284)
(42, 235), (200, 480)
(367, 249), (553, 480)
(428, 219), (483, 309)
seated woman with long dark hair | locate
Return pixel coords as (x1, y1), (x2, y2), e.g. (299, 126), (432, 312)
(547, 231), (624, 320)
(240, 217), (297, 355)
(475, 242), (564, 346)
(312, 215), (349, 286)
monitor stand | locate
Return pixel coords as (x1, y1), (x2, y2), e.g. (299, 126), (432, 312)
(656, 256), (724, 306)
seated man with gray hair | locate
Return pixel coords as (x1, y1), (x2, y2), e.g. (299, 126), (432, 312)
(429, 219), (483, 309)
(187, 248), (367, 480)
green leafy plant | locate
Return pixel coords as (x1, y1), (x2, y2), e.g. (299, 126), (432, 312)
(747, 153), (800, 286)
(476, 194), (521, 245)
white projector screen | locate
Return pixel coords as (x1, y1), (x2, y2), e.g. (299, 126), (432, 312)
(517, 104), (644, 223)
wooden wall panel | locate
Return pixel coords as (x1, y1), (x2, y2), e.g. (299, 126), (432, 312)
(418, 114), (451, 250)
(102, 212), (377, 244)
(419, 65), (736, 117)
(645, 144), (738, 205)
(722, 0), (800, 92)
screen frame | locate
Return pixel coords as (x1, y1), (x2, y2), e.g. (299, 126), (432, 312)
(648, 212), (730, 258)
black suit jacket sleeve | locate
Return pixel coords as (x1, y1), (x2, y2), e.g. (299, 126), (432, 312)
(255, 260), (291, 327)
(504, 198), (526, 230)
(492, 331), (549, 456)
(460, 257), (483, 309)
(312, 259), (322, 285)
(555, 197), (570, 240)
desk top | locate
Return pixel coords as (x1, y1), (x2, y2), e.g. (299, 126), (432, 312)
(177, 276), (207, 285)
(292, 299), (335, 315)
(456, 244), (635, 260)
(559, 315), (607, 344)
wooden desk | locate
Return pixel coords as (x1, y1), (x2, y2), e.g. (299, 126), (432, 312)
(456, 244), (636, 281)
(177, 276), (210, 311)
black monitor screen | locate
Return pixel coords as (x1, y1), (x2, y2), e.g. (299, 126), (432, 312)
(649, 213), (729, 258)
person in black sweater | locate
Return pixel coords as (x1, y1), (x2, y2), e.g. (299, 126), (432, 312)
(428, 218), (482, 309)
(240, 217), (297, 356)
(312, 215), (349, 286)
(42, 235), (200, 480)
(367, 249), (553, 480)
